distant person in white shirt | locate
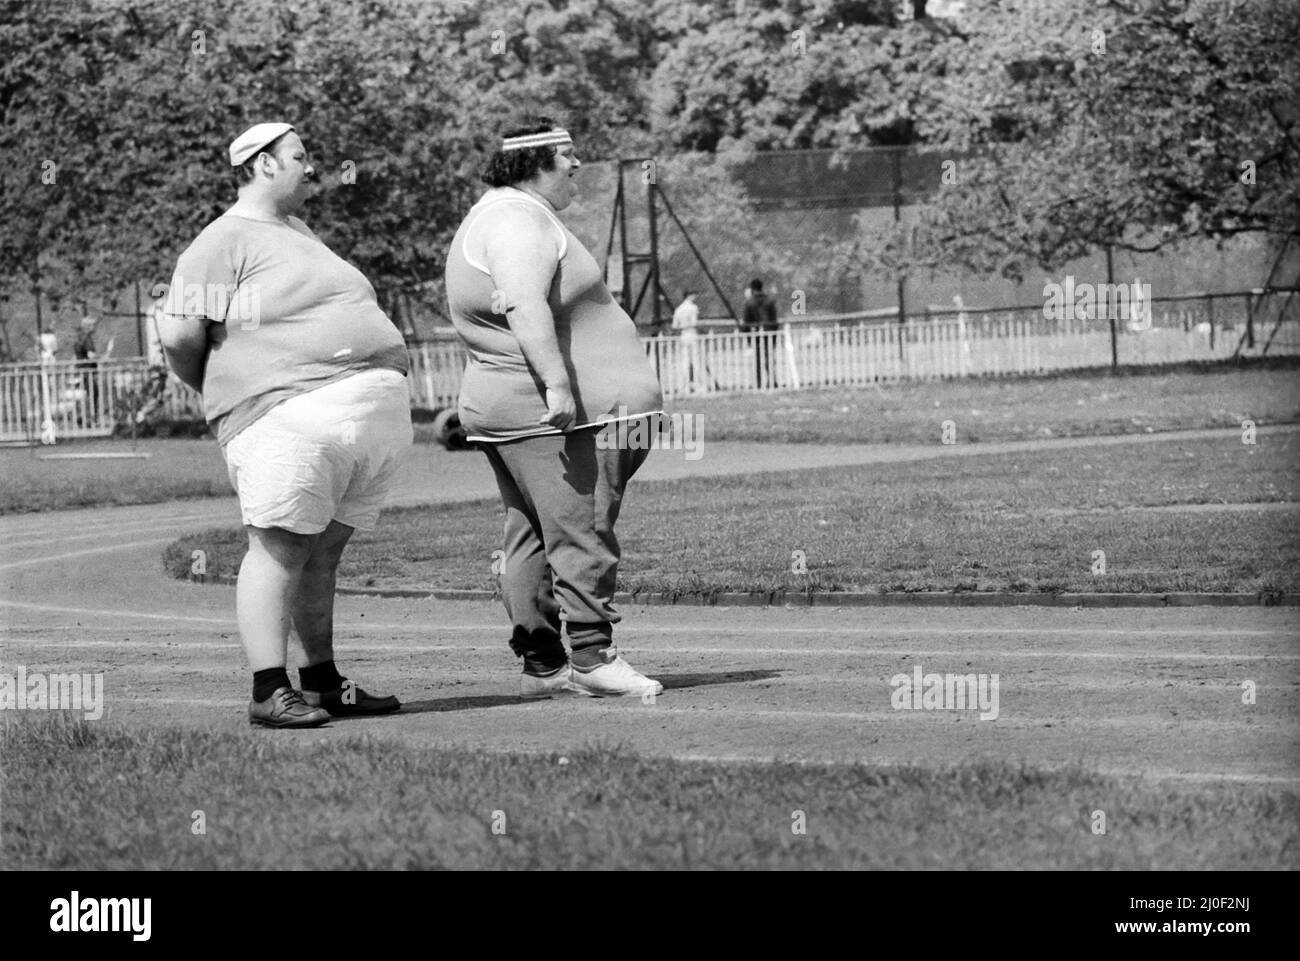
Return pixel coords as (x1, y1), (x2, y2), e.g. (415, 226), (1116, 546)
(38, 328), (58, 364)
(672, 291), (702, 393)
(146, 297), (168, 368)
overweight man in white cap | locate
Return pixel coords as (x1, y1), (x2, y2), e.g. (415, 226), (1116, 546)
(158, 122), (413, 727)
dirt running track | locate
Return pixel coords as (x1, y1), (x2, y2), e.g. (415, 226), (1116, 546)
(2, 434), (1298, 784)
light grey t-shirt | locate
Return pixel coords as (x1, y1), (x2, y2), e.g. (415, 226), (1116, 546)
(164, 212), (408, 445)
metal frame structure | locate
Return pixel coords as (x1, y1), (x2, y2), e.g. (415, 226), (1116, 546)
(603, 158), (738, 332)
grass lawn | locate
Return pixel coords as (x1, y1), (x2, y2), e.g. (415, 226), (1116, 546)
(166, 431), (1300, 595)
(4, 716), (1293, 870)
(5, 363), (1297, 515)
(685, 362), (1300, 445)
(0, 438), (230, 514)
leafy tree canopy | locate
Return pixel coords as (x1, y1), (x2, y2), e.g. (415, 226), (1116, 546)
(1, 0), (1293, 313)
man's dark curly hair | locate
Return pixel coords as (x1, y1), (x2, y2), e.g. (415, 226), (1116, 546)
(481, 116), (565, 187)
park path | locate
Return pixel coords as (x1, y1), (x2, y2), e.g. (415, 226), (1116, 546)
(1, 425), (1297, 784)
(385, 423), (1299, 508)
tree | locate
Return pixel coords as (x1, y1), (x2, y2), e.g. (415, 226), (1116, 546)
(856, 0), (1300, 281)
(0, 0), (664, 318)
(646, 0), (964, 151)
(0, 0), (140, 325)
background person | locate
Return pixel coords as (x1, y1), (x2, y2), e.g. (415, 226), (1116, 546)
(159, 121), (412, 728)
(146, 296), (168, 368)
(741, 279), (779, 388)
(73, 315), (100, 421)
(38, 328), (58, 364)
(444, 117), (664, 699)
(36, 327), (60, 442)
(672, 290), (703, 393)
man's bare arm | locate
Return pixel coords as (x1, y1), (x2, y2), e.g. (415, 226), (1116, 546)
(156, 313), (210, 393)
(481, 208), (576, 429)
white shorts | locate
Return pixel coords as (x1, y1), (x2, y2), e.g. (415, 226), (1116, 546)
(223, 369), (413, 534)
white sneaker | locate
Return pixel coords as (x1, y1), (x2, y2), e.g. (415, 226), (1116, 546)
(570, 655), (663, 698)
(520, 664), (590, 699)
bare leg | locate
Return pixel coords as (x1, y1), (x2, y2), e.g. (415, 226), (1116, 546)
(237, 526), (316, 671)
(291, 519), (354, 667)
(285, 520), (399, 714)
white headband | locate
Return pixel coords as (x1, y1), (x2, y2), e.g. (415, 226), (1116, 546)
(501, 129), (572, 152)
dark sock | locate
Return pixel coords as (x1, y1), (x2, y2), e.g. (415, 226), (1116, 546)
(568, 622), (614, 669)
(252, 667), (292, 702)
(522, 651), (569, 677)
(299, 660), (345, 693)
(513, 622), (568, 677)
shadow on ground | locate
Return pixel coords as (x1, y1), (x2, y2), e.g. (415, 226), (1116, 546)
(393, 669), (783, 713)
(656, 669), (781, 690)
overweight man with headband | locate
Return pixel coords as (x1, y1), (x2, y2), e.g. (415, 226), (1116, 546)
(444, 118), (666, 699)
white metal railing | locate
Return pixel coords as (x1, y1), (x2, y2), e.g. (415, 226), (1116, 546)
(0, 359), (203, 443)
(404, 297), (1299, 408)
(639, 295), (1300, 399)
(406, 340), (466, 409)
(4, 291), (1296, 442)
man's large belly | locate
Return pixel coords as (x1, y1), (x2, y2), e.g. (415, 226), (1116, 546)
(565, 320), (663, 422)
(459, 334), (663, 440)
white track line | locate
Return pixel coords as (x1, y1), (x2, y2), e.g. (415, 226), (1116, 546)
(1, 511), (231, 543)
(1, 601), (1295, 638)
(577, 706), (1274, 728)
(51, 662), (1298, 690)
(632, 647), (1300, 660)
(3, 637), (1296, 660)
(0, 602), (235, 626)
(3, 519), (225, 551)
(16, 623), (1297, 640)
(5, 657), (1292, 689)
(116, 698), (244, 707)
(650, 626), (1300, 638)
(0, 539), (178, 572)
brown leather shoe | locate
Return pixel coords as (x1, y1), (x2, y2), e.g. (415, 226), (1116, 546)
(249, 687), (331, 728)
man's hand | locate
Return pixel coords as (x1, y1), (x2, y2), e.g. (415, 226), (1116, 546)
(540, 384), (577, 431)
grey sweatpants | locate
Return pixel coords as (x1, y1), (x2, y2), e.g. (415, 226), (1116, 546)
(481, 424), (651, 672)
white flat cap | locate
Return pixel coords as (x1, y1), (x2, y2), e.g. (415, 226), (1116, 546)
(228, 122), (295, 166)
